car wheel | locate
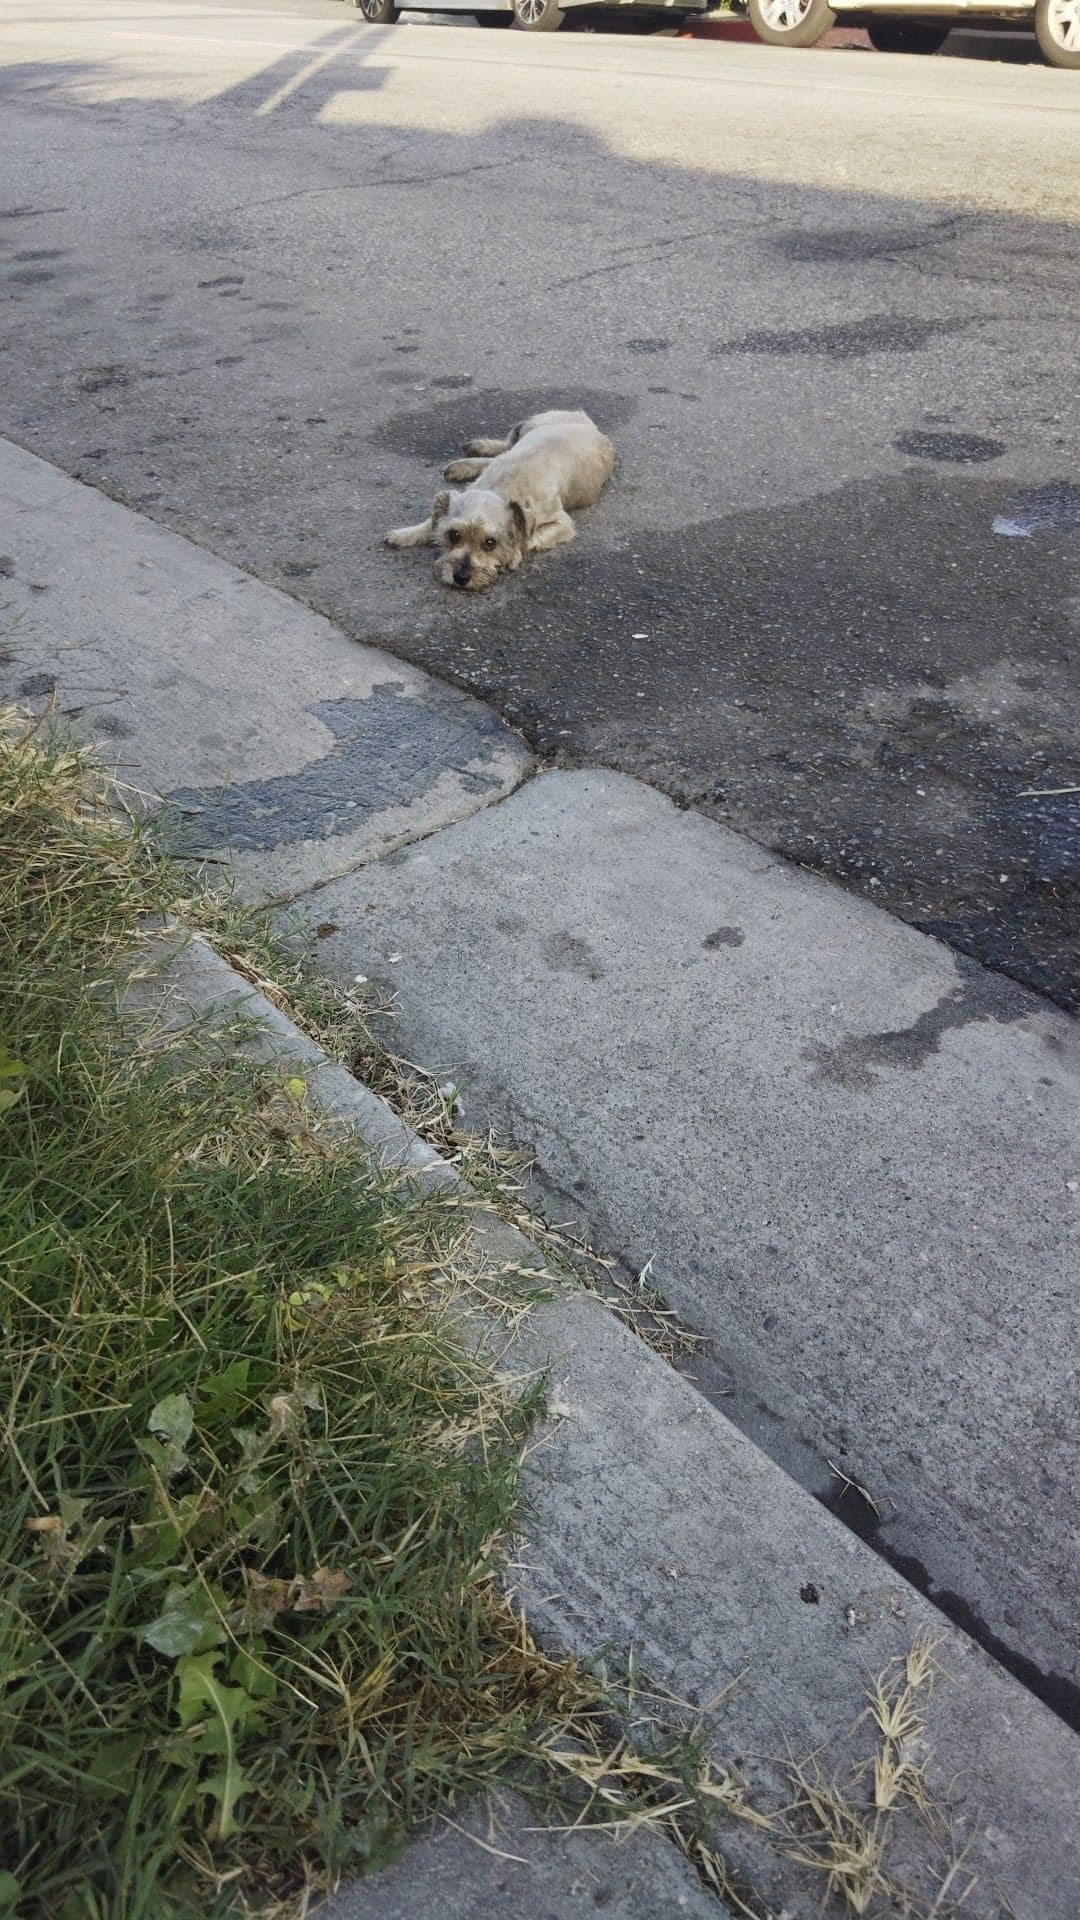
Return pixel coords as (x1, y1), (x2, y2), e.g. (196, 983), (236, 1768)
(866, 18), (950, 52)
(476, 7), (514, 18)
(355, 0), (399, 20)
(1035, 0), (1080, 64)
(746, 0), (836, 47)
(512, 0), (565, 28)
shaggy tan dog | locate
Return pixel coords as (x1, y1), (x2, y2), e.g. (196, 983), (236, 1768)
(385, 408), (615, 591)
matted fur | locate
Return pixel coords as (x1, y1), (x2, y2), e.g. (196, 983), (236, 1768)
(385, 408), (615, 591)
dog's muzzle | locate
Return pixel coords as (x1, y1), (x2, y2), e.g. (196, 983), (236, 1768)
(451, 559), (473, 588)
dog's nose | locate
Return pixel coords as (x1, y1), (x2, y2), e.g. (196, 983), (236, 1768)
(452, 561), (472, 586)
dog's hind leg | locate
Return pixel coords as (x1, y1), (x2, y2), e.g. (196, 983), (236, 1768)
(529, 510), (576, 554)
(443, 457), (489, 483)
(464, 436), (511, 458)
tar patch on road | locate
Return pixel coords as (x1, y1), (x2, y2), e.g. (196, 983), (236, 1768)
(382, 469), (1080, 1011)
(164, 684), (506, 854)
(895, 430), (1006, 464)
(711, 316), (969, 360)
(772, 220), (969, 264)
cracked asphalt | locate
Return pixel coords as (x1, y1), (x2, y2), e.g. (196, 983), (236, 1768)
(3, 0), (1079, 1006)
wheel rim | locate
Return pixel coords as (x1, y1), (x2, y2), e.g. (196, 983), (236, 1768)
(758, 0), (814, 28)
(515, 0), (548, 20)
(359, 0), (386, 17)
(1046, 0), (1080, 47)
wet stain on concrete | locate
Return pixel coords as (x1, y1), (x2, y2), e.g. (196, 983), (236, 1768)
(896, 430), (1005, 464)
(712, 316), (968, 359)
(542, 932), (605, 980)
(430, 374), (473, 389)
(13, 247), (66, 262)
(198, 274), (244, 289)
(372, 387), (635, 462)
(18, 672), (58, 698)
(8, 268), (56, 286)
(165, 683), (506, 854)
(804, 962), (1035, 1091)
(627, 337), (669, 354)
(703, 926), (744, 949)
(0, 556), (13, 578)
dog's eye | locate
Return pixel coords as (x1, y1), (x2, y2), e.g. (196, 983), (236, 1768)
(483, 536), (497, 552)
(446, 529), (460, 546)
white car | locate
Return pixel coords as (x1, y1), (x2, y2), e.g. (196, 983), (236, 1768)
(744, 0), (1080, 69)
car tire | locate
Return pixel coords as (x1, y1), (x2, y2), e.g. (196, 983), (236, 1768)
(1034, 0), (1080, 64)
(475, 8), (514, 20)
(866, 18), (950, 52)
(746, 0), (835, 47)
(512, 0), (565, 27)
(355, 0), (399, 20)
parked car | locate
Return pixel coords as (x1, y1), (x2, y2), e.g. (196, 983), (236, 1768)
(743, 0), (1080, 69)
(355, 0), (709, 29)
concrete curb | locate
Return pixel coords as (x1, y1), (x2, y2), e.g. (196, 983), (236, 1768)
(135, 927), (1080, 1920)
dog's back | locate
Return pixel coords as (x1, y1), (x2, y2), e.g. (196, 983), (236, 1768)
(495, 410), (614, 511)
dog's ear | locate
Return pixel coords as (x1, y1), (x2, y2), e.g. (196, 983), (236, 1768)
(509, 499), (529, 554)
(431, 489), (450, 527)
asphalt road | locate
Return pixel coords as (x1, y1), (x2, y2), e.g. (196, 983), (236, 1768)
(2, 0), (1079, 1015)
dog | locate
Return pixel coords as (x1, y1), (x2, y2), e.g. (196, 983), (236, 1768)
(385, 408), (615, 591)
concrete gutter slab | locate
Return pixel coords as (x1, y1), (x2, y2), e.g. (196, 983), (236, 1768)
(0, 437), (531, 895)
(295, 769), (1080, 1714)
(136, 931), (1080, 1920)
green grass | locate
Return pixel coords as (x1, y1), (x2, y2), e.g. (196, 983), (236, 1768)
(0, 717), (577, 1919)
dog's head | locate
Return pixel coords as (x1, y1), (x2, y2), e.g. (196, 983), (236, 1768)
(432, 488), (527, 591)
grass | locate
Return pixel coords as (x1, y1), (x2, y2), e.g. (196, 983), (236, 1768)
(0, 715), (582, 1918)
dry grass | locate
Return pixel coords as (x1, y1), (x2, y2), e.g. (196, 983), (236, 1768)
(780, 1634), (975, 1918)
